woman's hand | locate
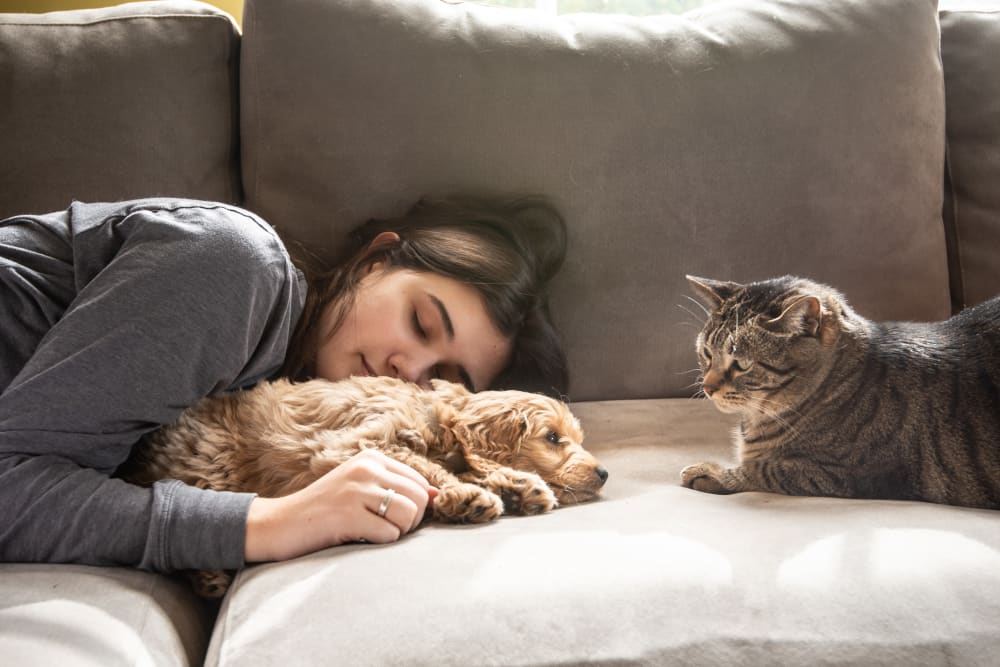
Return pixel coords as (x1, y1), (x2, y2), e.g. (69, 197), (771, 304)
(244, 449), (436, 563)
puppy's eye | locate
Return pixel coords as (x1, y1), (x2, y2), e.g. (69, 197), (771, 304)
(546, 431), (561, 445)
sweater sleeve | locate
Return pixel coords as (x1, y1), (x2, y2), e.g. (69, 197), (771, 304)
(0, 200), (306, 571)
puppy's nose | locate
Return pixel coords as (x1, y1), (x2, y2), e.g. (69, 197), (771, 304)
(595, 466), (609, 485)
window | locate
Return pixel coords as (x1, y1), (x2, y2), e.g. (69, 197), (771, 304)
(475, 0), (713, 15)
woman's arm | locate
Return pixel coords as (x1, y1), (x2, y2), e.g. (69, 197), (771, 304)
(0, 453), (253, 571)
(0, 200), (304, 571)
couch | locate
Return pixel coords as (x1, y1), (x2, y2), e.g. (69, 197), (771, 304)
(1, 0), (998, 664)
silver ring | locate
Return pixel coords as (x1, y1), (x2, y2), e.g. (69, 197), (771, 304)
(377, 488), (396, 518)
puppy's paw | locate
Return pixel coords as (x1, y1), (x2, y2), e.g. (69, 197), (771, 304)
(680, 462), (729, 494)
(494, 471), (558, 515)
(189, 569), (233, 598)
(433, 483), (504, 523)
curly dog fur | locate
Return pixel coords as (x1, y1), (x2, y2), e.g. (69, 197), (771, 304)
(119, 376), (607, 596)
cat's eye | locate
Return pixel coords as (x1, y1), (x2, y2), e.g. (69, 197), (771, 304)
(546, 431), (561, 445)
(701, 347), (712, 361)
(733, 359), (753, 373)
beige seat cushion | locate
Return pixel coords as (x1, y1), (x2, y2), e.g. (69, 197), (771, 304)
(0, 564), (214, 667)
(207, 399), (1000, 667)
(241, 0), (949, 401)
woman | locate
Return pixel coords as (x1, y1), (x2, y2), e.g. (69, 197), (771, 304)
(0, 194), (567, 573)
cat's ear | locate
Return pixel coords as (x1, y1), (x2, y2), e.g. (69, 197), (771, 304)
(686, 275), (741, 310)
(764, 296), (822, 337)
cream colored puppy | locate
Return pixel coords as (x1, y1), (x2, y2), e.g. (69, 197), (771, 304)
(121, 376), (607, 596)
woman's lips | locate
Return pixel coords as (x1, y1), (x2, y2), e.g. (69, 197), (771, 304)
(361, 355), (376, 377)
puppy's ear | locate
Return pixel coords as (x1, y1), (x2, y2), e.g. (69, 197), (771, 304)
(430, 378), (470, 406)
(455, 401), (525, 473)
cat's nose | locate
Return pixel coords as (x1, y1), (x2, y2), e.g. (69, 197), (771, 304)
(703, 370), (724, 396)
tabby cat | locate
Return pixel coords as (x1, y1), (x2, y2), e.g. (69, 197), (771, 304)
(680, 275), (1000, 509)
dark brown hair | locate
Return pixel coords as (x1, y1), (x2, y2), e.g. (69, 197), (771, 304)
(281, 194), (569, 397)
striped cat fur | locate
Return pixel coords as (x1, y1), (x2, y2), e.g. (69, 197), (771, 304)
(680, 275), (1000, 509)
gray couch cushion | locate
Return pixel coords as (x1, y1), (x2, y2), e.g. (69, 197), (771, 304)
(940, 1), (1000, 309)
(0, 1), (241, 219)
(0, 564), (213, 667)
(241, 0), (948, 401)
(206, 399), (1000, 666)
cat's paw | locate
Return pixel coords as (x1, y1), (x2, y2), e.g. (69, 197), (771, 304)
(188, 569), (234, 598)
(680, 462), (729, 494)
(492, 470), (558, 515)
(433, 483), (504, 523)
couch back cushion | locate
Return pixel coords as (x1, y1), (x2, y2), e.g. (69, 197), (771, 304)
(242, 0), (947, 401)
(940, 0), (1000, 310)
(0, 1), (241, 218)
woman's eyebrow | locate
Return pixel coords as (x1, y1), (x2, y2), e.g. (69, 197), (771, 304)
(429, 294), (454, 339)
(428, 293), (474, 390)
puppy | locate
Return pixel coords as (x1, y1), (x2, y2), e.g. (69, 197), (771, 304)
(120, 376), (607, 596)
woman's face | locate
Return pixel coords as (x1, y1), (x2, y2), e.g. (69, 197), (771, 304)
(315, 264), (513, 391)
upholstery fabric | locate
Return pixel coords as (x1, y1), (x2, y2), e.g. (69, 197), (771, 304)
(940, 0), (1000, 310)
(207, 399), (1000, 667)
(241, 0), (949, 401)
(0, 1), (242, 219)
(0, 564), (214, 667)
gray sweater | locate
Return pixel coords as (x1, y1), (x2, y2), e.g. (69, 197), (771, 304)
(0, 199), (306, 572)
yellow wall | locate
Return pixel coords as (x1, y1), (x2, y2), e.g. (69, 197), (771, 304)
(0, 0), (244, 25)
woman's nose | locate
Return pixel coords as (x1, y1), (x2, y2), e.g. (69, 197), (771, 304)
(389, 351), (435, 386)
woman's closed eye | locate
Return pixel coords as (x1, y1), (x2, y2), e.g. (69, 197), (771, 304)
(411, 310), (450, 383)
(412, 310), (429, 340)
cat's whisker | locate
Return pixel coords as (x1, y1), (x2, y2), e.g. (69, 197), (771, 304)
(751, 398), (804, 438)
(676, 302), (708, 327)
(752, 394), (802, 415)
(754, 410), (798, 439)
(682, 295), (711, 320)
(676, 302), (699, 319)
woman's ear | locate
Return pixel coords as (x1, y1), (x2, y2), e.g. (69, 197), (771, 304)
(368, 231), (400, 251)
(363, 231), (401, 273)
